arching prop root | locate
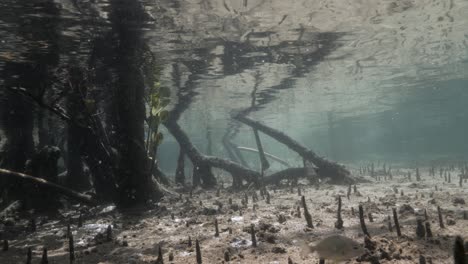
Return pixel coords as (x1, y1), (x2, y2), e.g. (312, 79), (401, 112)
(164, 121), (260, 188)
(235, 115), (354, 184)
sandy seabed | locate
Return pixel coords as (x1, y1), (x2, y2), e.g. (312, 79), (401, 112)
(0, 167), (467, 264)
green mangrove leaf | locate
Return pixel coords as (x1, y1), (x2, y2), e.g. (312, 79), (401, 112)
(151, 106), (162, 116)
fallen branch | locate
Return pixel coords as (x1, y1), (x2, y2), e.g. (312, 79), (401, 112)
(0, 168), (97, 205)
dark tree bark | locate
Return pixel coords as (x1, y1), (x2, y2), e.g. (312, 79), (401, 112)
(165, 62), (263, 188)
(84, 37), (123, 202)
(37, 103), (60, 148)
(164, 121), (259, 187)
(152, 165), (170, 186)
(0, 89), (34, 203)
(0, 69), (36, 204)
(6, 86), (117, 202)
(37, 109), (48, 148)
(164, 121), (217, 188)
(0, 168), (96, 205)
(0, 0), (61, 203)
(235, 115), (353, 184)
(66, 66), (91, 191)
(24, 146), (62, 210)
(0, 90), (34, 173)
(66, 123), (88, 191)
(193, 162), (215, 187)
(82, 146), (116, 201)
(35, 2), (60, 149)
(109, 0), (161, 207)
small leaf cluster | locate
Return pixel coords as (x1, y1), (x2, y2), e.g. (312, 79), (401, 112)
(146, 80), (170, 154)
